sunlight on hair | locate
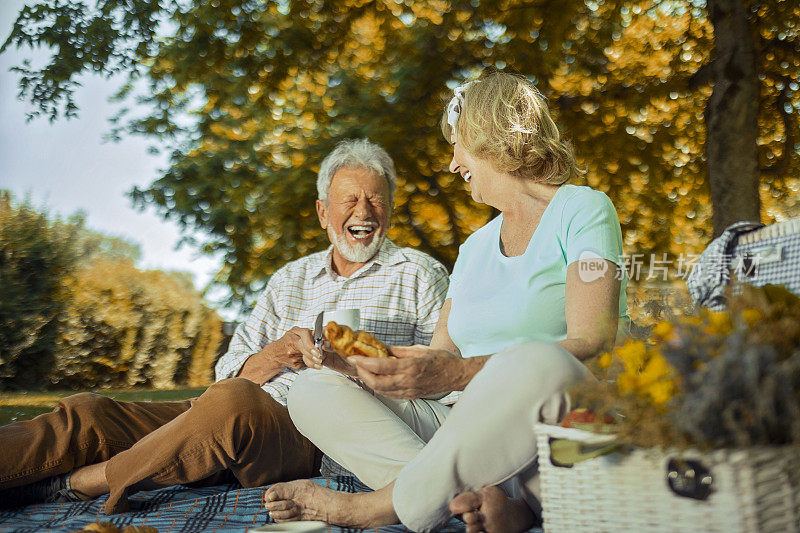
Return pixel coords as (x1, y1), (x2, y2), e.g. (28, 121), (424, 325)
(441, 71), (580, 185)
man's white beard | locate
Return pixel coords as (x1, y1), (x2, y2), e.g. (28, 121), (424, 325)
(331, 229), (385, 263)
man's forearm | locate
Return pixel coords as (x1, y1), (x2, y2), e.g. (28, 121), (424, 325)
(236, 339), (286, 384)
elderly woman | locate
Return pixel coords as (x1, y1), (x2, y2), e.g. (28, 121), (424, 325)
(265, 71), (628, 533)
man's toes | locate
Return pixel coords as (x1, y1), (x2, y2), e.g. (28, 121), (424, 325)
(450, 491), (483, 515)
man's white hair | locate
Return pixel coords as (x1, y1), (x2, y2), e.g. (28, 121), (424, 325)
(317, 138), (397, 203)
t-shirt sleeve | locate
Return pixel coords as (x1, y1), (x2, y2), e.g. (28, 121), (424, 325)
(563, 190), (624, 267)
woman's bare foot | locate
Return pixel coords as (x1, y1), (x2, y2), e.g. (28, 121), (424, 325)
(450, 486), (537, 533)
(264, 479), (397, 528)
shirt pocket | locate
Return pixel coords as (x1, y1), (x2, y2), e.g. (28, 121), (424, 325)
(361, 308), (416, 346)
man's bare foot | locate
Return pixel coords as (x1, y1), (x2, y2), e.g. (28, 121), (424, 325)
(450, 486), (537, 533)
(264, 479), (396, 528)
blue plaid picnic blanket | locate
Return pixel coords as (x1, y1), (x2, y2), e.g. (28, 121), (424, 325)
(0, 477), (466, 532)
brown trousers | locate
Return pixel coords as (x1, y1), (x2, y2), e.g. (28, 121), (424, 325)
(0, 378), (320, 514)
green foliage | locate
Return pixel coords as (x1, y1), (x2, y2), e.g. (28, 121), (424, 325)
(0, 193), (221, 390)
(3, 0), (799, 305)
(72, 217), (143, 264)
(0, 192), (79, 389)
(0, 0), (165, 121)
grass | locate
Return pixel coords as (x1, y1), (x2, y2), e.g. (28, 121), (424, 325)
(0, 388), (207, 426)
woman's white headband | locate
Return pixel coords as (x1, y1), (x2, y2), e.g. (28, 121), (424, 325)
(446, 81), (475, 134)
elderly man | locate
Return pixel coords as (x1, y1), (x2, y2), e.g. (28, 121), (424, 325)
(0, 138), (449, 514)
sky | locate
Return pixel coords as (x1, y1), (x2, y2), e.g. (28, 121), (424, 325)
(0, 0), (230, 315)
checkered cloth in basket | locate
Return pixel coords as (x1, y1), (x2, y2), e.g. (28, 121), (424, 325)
(688, 217), (800, 309)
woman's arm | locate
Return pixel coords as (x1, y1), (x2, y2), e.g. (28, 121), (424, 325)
(351, 257), (622, 398)
(427, 299), (462, 355)
(558, 258), (621, 361)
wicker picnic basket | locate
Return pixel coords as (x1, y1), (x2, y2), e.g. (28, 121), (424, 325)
(535, 424), (800, 532)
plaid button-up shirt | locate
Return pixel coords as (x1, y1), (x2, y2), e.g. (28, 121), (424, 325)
(215, 240), (449, 405)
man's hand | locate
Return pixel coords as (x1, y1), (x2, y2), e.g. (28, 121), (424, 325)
(237, 327), (310, 385)
(347, 345), (466, 399)
(279, 327), (315, 369)
(302, 337), (359, 377)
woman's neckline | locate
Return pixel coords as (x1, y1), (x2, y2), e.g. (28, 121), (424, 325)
(496, 184), (568, 259)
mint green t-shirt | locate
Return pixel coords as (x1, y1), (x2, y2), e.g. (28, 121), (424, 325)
(446, 184), (627, 358)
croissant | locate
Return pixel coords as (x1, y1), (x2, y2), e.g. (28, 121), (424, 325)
(324, 322), (391, 358)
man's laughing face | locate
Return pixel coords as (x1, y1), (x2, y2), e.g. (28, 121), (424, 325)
(317, 166), (391, 265)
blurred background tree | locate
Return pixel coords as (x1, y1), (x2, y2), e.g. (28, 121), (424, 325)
(0, 192), (78, 388)
(2, 0), (798, 307)
(55, 257), (222, 389)
(0, 192), (222, 390)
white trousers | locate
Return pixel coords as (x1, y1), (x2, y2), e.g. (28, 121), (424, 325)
(287, 341), (591, 532)
(287, 368), (452, 489)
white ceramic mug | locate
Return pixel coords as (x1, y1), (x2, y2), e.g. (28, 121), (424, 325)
(322, 309), (360, 330)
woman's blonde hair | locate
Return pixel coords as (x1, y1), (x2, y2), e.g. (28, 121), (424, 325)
(441, 71), (578, 185)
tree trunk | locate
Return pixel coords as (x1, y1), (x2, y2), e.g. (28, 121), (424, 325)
(705, 0), (761, 237)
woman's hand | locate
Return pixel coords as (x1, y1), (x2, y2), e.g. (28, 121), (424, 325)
(347, 345), (471, 399)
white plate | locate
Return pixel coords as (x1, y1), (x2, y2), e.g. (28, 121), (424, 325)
(250, 521), (327, 532)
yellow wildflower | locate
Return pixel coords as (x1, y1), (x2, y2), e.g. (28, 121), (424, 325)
(705, 311), (733, 336)
(615, 340), (647, 372)
(652, 321), (674, 340)
(617, 373), (636, 394)
(741, 308), (763, 326)
(635, 351), (674, 389)
(597, 352), (613, 369)
(643, 379), (676, 407)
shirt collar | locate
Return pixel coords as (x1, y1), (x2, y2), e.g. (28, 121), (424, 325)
(311, 239), (406, 281)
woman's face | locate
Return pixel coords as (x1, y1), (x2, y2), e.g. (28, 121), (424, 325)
(449, 139), (498, 204)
